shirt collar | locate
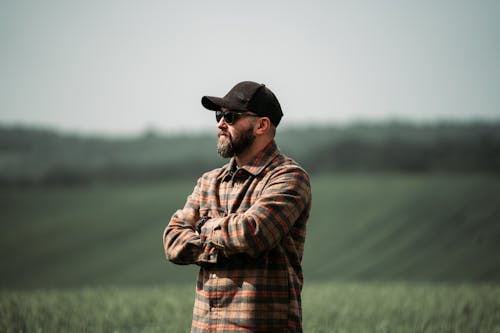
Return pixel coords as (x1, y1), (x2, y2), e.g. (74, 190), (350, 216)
(217, 140), (280, 180)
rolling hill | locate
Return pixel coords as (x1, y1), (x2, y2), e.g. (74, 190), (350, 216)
(1, 173), (499, 290)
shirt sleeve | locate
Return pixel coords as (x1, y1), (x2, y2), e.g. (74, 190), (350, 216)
(201, 166), (311, 258)
(163, 178), (218, 265)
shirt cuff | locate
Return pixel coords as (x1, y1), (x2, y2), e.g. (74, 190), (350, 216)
(198, 218), (225, 263)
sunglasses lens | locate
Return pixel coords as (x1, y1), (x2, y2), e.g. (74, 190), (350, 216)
(224, 112), (234, 124)
(215, 111), (223, 123)
(215, 111), (235, 124)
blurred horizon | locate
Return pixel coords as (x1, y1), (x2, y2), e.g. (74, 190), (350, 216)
(2, 121), (499, 189)
(1, 116), (500, 138)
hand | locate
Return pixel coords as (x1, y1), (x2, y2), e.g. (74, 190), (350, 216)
(195, 216), (210, 234)
(179, 208), (199, 226)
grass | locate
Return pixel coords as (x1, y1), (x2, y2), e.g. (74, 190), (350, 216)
(0, 285), (194, 333)
(1, 282), (499, 332)
(302, 281), (500, 333)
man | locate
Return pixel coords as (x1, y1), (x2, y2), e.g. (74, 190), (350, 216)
(163, 81), (312, 332)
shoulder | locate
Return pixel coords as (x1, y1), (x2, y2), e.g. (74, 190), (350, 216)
(273, 153), (309, 178)
(260, 153), (312, 206)
(265, 152), (311, 189)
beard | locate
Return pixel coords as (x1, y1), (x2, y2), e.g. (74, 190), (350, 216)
(217, 126), (256, 158)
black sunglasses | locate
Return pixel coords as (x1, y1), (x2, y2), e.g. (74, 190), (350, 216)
(215, 110), (259, 125)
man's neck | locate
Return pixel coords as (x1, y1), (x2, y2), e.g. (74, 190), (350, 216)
(235, 138), (273, 167)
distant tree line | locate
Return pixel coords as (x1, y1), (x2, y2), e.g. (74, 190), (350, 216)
(0, 121), (499, 187)
(301, 131), (500, 173)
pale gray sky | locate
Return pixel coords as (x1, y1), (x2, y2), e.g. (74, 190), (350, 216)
(1, 0), (499, 135)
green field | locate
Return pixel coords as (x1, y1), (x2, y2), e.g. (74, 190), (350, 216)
(1, 173), (500, 331)
(1, 282), (499, 332)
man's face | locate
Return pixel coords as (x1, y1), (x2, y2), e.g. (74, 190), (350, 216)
(216, 110), (256, 158)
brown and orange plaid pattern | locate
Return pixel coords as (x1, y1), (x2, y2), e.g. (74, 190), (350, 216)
(164, 141), (311, 332)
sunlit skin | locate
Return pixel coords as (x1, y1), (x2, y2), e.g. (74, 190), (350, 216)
(217, 107), (275, 167)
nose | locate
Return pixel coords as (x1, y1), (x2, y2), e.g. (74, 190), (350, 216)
(217, 117), (227, 129)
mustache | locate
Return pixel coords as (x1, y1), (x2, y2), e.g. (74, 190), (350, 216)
(218, 130), (230, 138)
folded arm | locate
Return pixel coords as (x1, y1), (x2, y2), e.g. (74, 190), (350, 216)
(163, 178), (218, 265)
(201, 166), (311, 258)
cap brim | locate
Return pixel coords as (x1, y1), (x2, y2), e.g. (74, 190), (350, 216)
(201, 96), (227, 111)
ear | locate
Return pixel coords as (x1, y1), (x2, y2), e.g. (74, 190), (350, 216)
(254, 117), (271, 135)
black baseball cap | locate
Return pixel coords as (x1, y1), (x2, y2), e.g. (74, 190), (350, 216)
(201, 81), (283, 127)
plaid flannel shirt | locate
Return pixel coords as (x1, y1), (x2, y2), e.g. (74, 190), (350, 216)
(163, 141), (311, 332)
